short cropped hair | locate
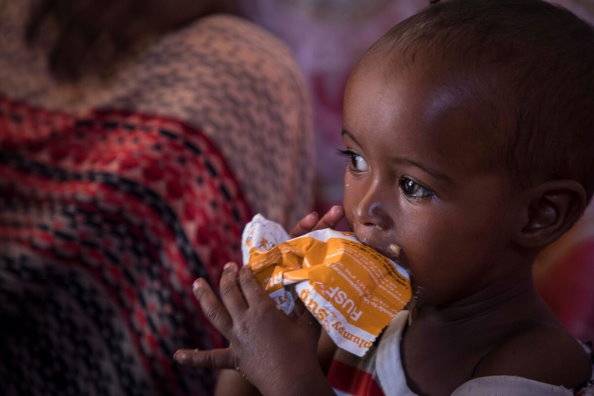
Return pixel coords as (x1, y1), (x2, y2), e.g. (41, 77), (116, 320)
(372, 0), (594, 201)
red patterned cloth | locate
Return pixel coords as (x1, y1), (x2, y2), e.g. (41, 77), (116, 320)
(0, 96), (251, 395)
(329, 359), (385, 396)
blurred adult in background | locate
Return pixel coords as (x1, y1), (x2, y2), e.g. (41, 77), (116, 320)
(0, 0), (312, 394)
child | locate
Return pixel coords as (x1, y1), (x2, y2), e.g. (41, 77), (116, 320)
(174, 0), (594, 394)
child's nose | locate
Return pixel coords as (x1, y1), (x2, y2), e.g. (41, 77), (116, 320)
(355, 190), (392, 231)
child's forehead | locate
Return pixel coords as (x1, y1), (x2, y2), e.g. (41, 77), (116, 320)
(344, 53), (506, 174)
(347, 52), (496, 128)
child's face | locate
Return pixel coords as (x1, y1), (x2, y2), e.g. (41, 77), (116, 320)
(342, 56), (520, 305)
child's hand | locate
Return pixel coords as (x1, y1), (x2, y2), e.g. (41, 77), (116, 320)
(174, 263), (332, 395)
(289, 205), (344, 237)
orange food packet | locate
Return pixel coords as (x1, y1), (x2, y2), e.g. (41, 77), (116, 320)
(242, 214), (411, 357)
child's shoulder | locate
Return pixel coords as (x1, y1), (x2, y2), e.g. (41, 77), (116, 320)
(473, 323), (591, 389)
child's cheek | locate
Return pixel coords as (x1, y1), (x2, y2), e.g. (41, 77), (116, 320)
(342, 174), (359, 226)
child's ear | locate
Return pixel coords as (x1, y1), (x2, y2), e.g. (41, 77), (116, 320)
(514, 180), (587, 248)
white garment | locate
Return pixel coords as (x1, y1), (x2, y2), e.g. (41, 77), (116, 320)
(452, 376), (573, 395)
(376, 311), (417, 395)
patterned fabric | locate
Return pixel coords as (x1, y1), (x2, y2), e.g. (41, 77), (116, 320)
(0, 1), (313, 227)
(0, 98), (251, 395)
(0, 2), (313, 394)
(329, 359), (385, 396)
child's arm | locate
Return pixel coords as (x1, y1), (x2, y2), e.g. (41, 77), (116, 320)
(215, 369), (260, 396)
(174, 263), (334, 395)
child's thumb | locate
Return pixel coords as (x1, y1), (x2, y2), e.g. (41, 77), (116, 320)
(295, 303), (321, 336)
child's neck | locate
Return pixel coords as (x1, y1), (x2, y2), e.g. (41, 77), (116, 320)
(402, 273), (559, 395)
(411, 274), (554, 327)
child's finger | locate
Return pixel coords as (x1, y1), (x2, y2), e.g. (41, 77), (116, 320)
(289, 211), (319, 237)
(219, 262), (248, 317)
(313, 205), (344, 230)
(238, 265), (267, 306)
(296, 307), (321, 337)
(192, 278), (233, 337)
(174, 347), (236, 369)
(293, 298), (307, 317)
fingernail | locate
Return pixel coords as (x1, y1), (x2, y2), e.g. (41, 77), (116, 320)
(223, 262), (237, 272)
(306, 212), (318, 221)
(331, 205), (342, 215)
(192, 279), (203, 293)
(173, 350), (184, 361)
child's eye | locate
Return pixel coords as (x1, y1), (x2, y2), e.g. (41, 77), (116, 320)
(338, 149), (369, 173)
(399, 177), (434, 199)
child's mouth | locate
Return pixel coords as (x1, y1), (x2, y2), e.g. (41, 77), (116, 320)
(357, 237), (410, 272)
(375, 244), (403, 262)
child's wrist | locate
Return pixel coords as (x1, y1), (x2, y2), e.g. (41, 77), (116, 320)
(258, 364), (333, 396)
